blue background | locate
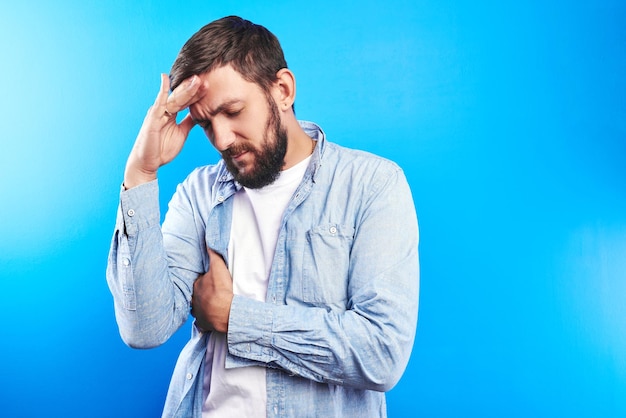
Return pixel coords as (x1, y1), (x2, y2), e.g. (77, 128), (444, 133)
(1, 1), (625, 417)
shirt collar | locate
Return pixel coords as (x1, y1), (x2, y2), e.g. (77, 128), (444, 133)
(299, 120), (325, 183)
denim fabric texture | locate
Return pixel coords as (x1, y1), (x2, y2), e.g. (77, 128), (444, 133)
(106, 121), (420, 417)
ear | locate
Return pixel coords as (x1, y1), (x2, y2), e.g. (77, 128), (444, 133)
(273, 68), (296, 112)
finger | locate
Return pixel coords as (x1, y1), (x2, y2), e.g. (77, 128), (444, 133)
(166, 75), (202, 114)
(154, 73), (170, 110)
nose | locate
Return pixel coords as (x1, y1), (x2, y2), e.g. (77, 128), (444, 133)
(210, 120), (236, 152)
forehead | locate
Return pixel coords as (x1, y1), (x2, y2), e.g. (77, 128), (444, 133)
(189, 65), (266, 118)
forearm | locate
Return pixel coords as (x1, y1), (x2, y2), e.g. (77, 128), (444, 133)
(227, 256), (418, 392)
(106, 180), (198, 348)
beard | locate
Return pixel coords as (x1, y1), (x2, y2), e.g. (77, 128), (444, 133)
(221, 97), (288, 189)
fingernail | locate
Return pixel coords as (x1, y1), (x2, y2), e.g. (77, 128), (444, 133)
(187, 75), (198, 89)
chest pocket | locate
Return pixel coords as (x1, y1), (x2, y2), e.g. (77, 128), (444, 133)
(301, 223), (355, 306)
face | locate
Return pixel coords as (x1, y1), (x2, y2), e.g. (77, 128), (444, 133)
(188, 65), (287, 189)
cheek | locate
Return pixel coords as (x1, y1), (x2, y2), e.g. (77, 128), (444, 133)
(203, 127), (215, 144)
(236, 115), (266, 142)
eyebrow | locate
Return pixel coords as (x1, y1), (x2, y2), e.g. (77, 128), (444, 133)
(192, 99), (243, 124)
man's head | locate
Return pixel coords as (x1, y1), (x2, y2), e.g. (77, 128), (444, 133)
(169, 16), (287, 95)
(170, 17), (298, 189)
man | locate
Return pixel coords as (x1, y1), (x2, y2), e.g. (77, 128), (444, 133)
(106, 15), (419, 418)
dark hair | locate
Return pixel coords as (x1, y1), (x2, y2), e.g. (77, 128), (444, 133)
(169, 16), (288, 92)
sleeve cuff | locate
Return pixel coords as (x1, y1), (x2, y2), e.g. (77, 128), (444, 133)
(119, 180), (161, 236)
(227, 295), (275, 363)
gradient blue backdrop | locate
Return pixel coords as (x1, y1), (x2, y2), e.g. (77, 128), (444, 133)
(1, 1), (625, 417)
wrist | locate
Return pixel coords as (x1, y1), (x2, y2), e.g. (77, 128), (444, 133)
(124, 166), (157, 190)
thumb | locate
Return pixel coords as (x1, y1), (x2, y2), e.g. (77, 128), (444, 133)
(178, 113), (196, 138)
(207, 247), (225, 264)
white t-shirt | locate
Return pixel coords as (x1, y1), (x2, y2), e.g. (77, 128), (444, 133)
(202, 155), (311, 417)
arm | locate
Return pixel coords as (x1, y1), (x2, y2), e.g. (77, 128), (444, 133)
(193, 166), (419, 391)
(106, 74), (205, 348)
(106, 179), (207, 348)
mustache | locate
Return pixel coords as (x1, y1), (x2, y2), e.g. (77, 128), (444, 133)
(222, 144), (253, 158)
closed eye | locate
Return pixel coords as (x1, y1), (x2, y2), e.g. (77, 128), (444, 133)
(198, 120), (212, 131)
(225, 108), (242, 118)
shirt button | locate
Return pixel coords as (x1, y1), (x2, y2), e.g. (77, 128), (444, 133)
(127, 209), (135, 217)
(217, 196), (225, 202)
(122, 258), (130, 267)
(186, 373), (193, 380)
(329, 226), (337, 234)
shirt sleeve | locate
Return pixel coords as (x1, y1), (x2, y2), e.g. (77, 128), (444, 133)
(105, 180), (205, 348)
(226, 165), (420, 392)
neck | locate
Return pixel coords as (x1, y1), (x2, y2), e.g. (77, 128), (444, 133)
(282, 117), (314, 170)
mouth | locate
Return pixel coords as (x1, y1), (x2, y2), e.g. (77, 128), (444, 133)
(231, 150), (248, 161)
(224, 147), (253, 171)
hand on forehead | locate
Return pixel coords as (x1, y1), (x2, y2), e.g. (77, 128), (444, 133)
(165, 75), (207, 115)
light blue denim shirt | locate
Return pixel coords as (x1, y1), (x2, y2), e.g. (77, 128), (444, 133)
(106, 121), (419, 417)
